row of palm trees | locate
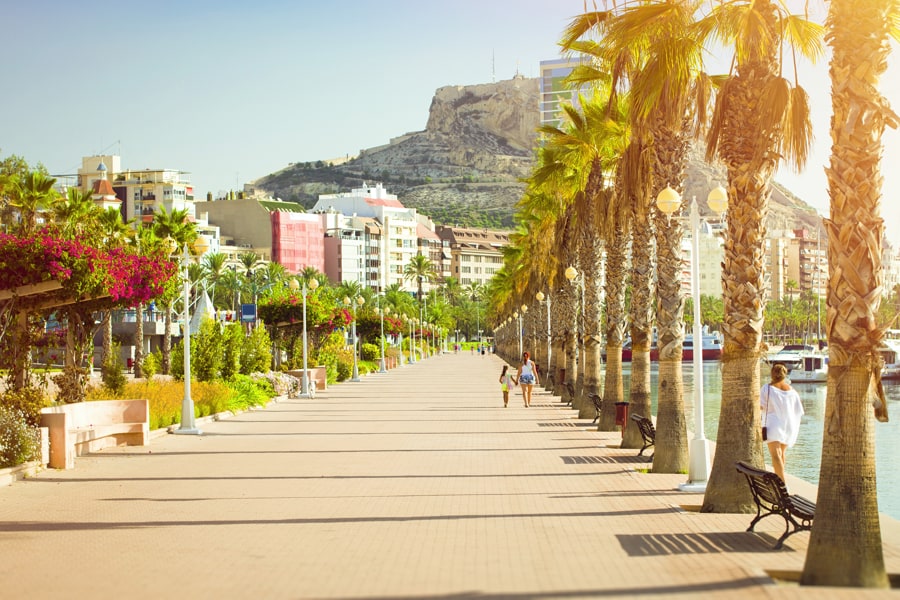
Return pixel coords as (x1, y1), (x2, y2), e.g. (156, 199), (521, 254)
(485, 0), (897, 588)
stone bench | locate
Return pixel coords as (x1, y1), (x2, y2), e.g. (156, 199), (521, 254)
(39, 399), (150, 469)
(286, 367), (328, 392)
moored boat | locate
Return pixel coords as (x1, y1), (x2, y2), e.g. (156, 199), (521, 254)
(789, 352), (828, 384)
(620, 329), (723, 362)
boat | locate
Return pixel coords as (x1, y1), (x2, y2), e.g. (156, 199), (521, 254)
(765, 344), (816, 371)
(789, 352), (828, 384)
(619, 328), (723, 362)
(880, 330), (900, 380)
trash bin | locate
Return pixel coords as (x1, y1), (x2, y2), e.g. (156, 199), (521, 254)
(615, 402), (629, 437)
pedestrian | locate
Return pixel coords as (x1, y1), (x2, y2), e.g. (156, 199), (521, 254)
(499, 365), (517, 408)
(516, 351), (539, 407)
(760, 363), (804, 483)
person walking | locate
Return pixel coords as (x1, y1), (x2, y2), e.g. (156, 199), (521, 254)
(760, 363), (804, 483)
(499, 365), (517, 408)
(517, 351), (539, 407)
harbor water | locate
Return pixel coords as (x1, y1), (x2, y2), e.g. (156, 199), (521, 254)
(615, 362), (900, 521)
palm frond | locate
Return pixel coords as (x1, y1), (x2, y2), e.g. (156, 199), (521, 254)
(782, 84), (813, 172)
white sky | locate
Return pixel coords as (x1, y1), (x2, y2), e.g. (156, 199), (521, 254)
(2, 0), (898, 244)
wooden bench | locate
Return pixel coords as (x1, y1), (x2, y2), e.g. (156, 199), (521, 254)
(39, 399), (149, 469)
(735, 460), (816, 549)
(588, 393), (602, 424)
(629, 413), (655, 460)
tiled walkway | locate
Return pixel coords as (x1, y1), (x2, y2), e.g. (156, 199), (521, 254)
(1, 353), (898, 598)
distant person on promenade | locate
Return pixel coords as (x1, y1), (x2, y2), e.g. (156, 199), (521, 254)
(760, 363), (804, 483)
(516, 351), (539, 407)
(499, 365), (517, 408)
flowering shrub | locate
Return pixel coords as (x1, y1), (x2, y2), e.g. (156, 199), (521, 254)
(0, 406), (41, 468)
(0, 229), (176, 307)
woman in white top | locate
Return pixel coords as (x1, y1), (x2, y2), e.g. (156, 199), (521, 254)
(760, 363), (805, 483)
(517, 351), (539, 407)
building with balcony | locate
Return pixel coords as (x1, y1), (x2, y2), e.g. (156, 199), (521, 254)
(311, 183), (420, 293)
(435, 226), (510, 287)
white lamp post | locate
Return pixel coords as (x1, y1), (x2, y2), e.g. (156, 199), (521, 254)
(657, 184), (728, 492)
(408, 315), (416, 364)
(175, 242), (201, 435)
(521, 304), (529, 355)
(291, 277), (319, 398)
(537, 291), (550, 384)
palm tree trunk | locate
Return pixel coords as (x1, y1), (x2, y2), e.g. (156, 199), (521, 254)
(650, 125), (691, 471)
(102, 311), (112, 367)
(619, 221), (654, 441)
(602, 226), (628, 431)
(134, 302), (144, 378)
(579, 233), (603, 420)
(801, 0), (893, 586)
(702, 2), (779, 513)
(162, 304), (173, 375)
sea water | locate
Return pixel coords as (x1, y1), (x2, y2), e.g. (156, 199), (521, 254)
(617, 362), (900, 521)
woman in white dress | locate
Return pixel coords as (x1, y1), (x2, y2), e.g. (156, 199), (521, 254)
(760, 363), (805, 483)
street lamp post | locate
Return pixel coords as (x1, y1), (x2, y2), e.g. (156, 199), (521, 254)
(657, 185), (728, 491)
(520, 304), (528, 355)
(408, 316), (416, 364)
(291, 277), (319, 398)
(536, 291), (550, 385)
(175, 243), (201, 435)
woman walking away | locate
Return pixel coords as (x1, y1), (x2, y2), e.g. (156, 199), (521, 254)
(760, 363), (804, 483)
(517, 351), (539, 407)
(499, 365), (517, 408)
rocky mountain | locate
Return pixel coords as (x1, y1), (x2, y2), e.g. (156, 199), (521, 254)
(251, 76), (822, 232)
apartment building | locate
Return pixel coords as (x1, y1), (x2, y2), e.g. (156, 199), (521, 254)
(78, 155), (195, 225)
(311, 183), (419, 293)
(435, 226), (509, 287)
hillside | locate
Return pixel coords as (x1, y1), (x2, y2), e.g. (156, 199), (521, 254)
(251, 76), (822, 232)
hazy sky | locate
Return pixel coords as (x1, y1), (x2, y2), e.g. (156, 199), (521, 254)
(3, 0), (898, 244)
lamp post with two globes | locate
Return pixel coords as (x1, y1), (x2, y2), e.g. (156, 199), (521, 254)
(175, 241), (206, 436)
(290, 276), (319, 398)
(656, 185), (728, 491)
(536, 291), (550, 385)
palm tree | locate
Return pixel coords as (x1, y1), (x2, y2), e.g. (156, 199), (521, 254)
(404, 254), (436, 302)
(53, 188), (100, 238)
(151, 207), (196, 374)
(202, 252), (229, 308)
(98, 208), (132, 366)
(10, 171), (58, 236)
(800, 0), (897, 588)
(537, 92), (629, 418)
(702, 0), (822, 512)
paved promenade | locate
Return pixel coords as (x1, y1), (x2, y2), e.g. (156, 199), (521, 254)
(1, 353), (899, 599)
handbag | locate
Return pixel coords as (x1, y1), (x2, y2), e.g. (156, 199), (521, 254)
(762, 385), (770, 441)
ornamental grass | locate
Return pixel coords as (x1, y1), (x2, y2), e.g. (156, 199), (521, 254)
(86, 378), (262, 431)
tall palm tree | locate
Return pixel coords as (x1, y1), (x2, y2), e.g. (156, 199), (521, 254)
(801, 0), (898, 588)
(702, 0), (822, 512)
(98, 208), (132, 366)
(537, 93), (629, 418)
(151, 207), (196, 374)
(404, 254), (436, 302)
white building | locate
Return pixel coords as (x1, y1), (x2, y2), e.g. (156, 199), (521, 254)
(312, 183), (419, 293)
